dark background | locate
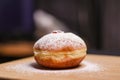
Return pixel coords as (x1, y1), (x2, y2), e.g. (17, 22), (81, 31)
(0, 0), (120, 63)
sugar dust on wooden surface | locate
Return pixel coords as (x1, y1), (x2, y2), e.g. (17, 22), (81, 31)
(6, 60), (103, 75)
(1, 55), (120, 80)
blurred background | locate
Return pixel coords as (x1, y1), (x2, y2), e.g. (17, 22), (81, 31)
(0, 0), (120, 63)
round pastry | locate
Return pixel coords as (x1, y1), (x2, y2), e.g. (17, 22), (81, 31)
(33, 30), (87, 68)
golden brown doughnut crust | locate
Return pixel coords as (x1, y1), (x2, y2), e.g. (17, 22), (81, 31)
(35, 54), (86, 68)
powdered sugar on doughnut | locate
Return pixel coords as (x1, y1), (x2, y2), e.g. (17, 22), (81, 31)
(34, 31), (86, 51)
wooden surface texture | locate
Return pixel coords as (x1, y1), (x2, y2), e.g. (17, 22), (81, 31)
(0, 54), (120, 80)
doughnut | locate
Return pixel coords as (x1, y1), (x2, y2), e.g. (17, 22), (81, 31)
(33, 30), (87, 68)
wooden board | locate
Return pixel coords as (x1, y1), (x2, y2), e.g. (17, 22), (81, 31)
(0, 54), (120, 80)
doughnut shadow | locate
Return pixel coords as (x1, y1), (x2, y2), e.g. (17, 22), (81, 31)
(30, 62), (85, 71)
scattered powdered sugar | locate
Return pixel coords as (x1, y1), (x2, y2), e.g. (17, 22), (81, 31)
(80, 61), (102, 72)
(6, 60), (103, 75)
(33, 31), (86, 51)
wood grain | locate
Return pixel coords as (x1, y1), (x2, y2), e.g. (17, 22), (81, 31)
(0, 54), (120, 80)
